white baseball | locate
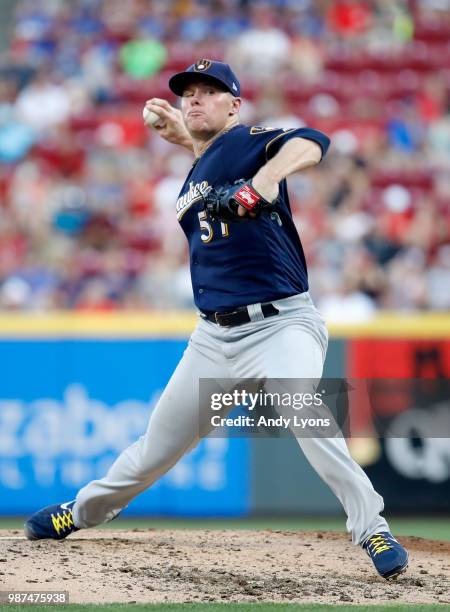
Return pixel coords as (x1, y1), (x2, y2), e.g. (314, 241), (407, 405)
(143, 107), (162, 127)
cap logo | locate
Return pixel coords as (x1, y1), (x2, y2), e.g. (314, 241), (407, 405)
(232, 82), (237, 91)
(194, 59), (212, 72)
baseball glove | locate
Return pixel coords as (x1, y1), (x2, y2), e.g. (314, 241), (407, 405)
(202, 179), (278, 223)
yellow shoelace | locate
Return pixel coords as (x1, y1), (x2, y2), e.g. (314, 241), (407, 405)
(367, 534), (391, 555)
(51, 510), (74, 535)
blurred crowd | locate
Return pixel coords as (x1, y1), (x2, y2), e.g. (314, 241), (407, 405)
(0, 0), (449, 319)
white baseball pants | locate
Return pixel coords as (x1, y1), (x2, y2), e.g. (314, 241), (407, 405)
(73, 292), (389, 545)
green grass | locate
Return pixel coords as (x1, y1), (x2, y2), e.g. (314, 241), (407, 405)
(0, 604), (449, 611)
(2, 516), (450, 541)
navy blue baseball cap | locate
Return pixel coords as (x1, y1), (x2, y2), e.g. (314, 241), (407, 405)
(169, 59), (241, 97)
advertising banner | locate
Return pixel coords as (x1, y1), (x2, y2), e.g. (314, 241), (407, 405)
(0, 339), (249, 516)
(348, 339), (450, 512)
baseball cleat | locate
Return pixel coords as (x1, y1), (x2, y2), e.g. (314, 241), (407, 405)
(24, 500), (79, 541)
(363, 531), (409, 580)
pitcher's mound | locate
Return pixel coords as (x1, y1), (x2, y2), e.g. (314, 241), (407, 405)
(1, 529), (449, 605)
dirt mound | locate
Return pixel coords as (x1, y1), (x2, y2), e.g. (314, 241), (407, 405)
(1, 529), (449, 605)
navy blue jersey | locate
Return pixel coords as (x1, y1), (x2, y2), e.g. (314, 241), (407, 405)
(176, 124), (330, 312)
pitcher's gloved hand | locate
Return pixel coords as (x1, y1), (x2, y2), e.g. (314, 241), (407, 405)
(202, 179), (278, 223)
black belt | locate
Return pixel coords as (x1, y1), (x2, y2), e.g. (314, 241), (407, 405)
(201, 303), (279, 327)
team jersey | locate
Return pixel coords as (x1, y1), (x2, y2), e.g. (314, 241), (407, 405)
(176, 124), (330, 312)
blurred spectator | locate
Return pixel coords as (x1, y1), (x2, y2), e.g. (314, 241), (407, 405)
(227, 5), (291, 82)
(290, 35), (325, 84)
(0, 77), (35, 163)
(427, 245), (450, 310)
(327, 1), (373, 38)
(119, 35), (167, 79)
(15, 71), (71, 131)
(384, 248), (428, 310)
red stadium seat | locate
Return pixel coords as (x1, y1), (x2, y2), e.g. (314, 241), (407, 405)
(370, 170), (433, 191)
(414, 21), (450, 44)
(114, 75), (170, 103)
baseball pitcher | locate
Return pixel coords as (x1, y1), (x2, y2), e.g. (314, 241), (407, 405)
(24, 60), (408, 580)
